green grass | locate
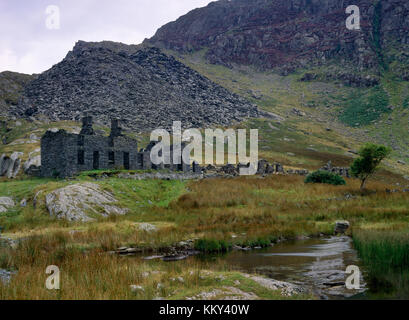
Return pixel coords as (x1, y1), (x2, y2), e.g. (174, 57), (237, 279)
(1, 172), (409, 299)
(101, 177), (187, 208)
(353, 230), (409, 298)
(170, 48), (409, 167)
(0, 175), (187, 233)
(194, 239), (232, 253)
(0, 178), (53, 201)
(1, 53), (409, 299)
(403, 96), (409, 109)
(339, 85), (390, 127)
(168, 271), (314, 300)
(354, 230), (409, 271)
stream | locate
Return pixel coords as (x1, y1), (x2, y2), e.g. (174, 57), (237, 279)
(185, 236), (366, 300)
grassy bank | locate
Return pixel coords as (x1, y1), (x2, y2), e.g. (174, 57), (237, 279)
(353, 230), (409, 299)
(1, 172), (409, 299)
(0, 233), (314, 300)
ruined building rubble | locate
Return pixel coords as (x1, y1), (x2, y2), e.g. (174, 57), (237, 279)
(319, 161), (350, 178)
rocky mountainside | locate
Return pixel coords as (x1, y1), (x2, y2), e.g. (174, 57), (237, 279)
(0, 71), (36, 116)
(11, 41), (258, 131)
(146, 0), (409, 80)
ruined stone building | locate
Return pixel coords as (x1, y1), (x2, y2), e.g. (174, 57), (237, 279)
(41, 117), (191, 178)
(320, 161), (350, 178)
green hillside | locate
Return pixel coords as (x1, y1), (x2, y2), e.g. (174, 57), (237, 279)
(164, 49), (409, 180)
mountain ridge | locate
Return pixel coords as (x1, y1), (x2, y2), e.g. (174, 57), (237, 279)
(146, 0), (409, 78)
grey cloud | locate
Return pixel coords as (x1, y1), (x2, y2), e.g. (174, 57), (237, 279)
(0, 0), (213, 74)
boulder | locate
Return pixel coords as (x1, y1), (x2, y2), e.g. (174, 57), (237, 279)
(23, 155), (41, 173)
(0, 152), (23, 179)
(29, 133), (40, 141)
(0, 197), (15, 213)
(6, 152), (23, 178)
(138, 223), (157, 232)
(243, 274), (305, 297)
(28, 148), (41, 158)
(0, 154), (9, 176)
(0, 269), (16, 284)
(249, 90), (263, 100)
(335, 221), (350, 235)
(292, 108), (306, 117)
(45, 182), (128, 222)
(130, 285), (144, 293)
(24, 148), (41, 176)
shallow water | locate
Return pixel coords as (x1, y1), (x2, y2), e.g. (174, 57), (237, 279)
(194, 236), (366, 299)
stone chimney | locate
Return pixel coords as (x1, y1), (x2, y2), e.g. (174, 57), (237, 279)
(80, 116), (94, 135)
(110, 119), (123, 137)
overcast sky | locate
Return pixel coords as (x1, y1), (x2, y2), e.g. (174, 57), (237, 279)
(0, 0), (213, 74)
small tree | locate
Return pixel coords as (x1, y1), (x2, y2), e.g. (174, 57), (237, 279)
(350, 143), (391, 190)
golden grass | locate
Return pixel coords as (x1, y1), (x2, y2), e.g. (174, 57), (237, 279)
(1, 173), (408, 299)
(0, 233), (315, 300)
(4, 174), (409, 248)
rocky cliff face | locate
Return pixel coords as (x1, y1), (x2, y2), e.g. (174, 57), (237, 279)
(0, 71), (36, 116)
(146, 0), (409, 76)
(13, 41), (258, 131)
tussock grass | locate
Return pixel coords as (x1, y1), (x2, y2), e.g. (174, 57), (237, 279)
(354, 231), (409, 272)
(353, 230), (409, 298)
(0, 233), (314, 300)
(1, 173), (409, 299)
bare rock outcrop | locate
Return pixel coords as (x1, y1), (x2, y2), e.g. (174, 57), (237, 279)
(45, 182), (128, 222)
(0, 152), (23, 178)
(147, 0), (409, 79)
(243, 274), (306, 297)
(0, 197), (15, 213)
(23, 148), (41, 176)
